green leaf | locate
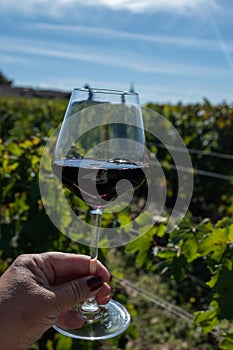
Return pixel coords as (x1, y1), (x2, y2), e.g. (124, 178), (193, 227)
(228, 224), (233, 242)
(126, 236), (151, 268)
(194, 300), (219, 333)
(213, 268), (233, 319)
(45, 339), (53, 350)
(206, 268), (221, 288)
(20, 139), (33, 149)
(157, 250), (177, 259)
(198, 227), (228, 262)
(126, 227), (157, 268)
(220, 333), (233, 350)
(155, 223), (166, 238)
(56, 335), (72, 350)
(222, 257), (233, 271)
(134, 211), (154, 235)
(182, 235), (200, 263)
(6, 142), (23, 156)
(216, 217), (233, 229)
(135, 247), (149, 268)
(126, 236), (146, 254)
(126, 227), (155, 255)
(172, 255), (187, 281)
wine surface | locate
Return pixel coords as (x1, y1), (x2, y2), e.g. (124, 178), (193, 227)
(52, 158), (146, 208)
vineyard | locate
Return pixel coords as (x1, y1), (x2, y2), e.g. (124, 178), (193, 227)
(0, 95), (233, 349)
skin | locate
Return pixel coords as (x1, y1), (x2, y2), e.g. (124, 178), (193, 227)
(0, 252), (111, 350)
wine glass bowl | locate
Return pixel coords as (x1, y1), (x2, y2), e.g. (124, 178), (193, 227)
(52, 87), (147, 340)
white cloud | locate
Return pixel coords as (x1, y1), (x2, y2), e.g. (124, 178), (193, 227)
(0, 54), (30, 65)
(0, 35), (230, 79)
(35, 22), (227, 52)
(0, 0), (218, 15)
(84, 0), (217, 14)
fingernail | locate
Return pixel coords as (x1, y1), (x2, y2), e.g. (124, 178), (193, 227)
(87, 276), (103, 292)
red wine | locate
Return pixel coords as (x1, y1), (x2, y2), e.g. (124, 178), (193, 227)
(52, 158), (147, 209)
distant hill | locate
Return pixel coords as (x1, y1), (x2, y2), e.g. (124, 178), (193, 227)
(0, 84), (70, 99)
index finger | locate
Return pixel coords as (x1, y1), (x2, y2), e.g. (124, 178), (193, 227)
(36, 252), (111, 284)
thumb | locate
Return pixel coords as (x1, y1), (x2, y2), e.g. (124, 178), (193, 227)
(53, 275), (103, 312)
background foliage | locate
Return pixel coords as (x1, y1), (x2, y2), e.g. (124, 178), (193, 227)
(0, 95), (233, 349)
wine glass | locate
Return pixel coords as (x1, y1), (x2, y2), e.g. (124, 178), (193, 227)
(52, 87), (148, 340)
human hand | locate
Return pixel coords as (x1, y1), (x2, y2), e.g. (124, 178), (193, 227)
(0, 252), (111, 350)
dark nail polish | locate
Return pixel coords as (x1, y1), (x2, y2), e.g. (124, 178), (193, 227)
(87, 276), (103, 292)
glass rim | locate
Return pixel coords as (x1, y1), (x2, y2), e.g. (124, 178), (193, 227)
(72, 87), (139, 96)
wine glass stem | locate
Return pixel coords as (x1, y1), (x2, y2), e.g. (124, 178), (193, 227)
(80, 208), (103, 316)
(90, 208), (103, 274)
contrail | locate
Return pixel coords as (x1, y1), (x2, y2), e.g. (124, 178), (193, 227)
(207, 6), (233, 73)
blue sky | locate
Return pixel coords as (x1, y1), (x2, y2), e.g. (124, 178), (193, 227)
(0, 0), (233, 104)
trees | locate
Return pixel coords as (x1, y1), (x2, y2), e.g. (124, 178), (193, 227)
(1, 95), (233, 349)
(0, 70), (13, 86)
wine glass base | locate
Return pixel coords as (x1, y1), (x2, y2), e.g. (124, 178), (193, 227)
(53, 299), (130, 340)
